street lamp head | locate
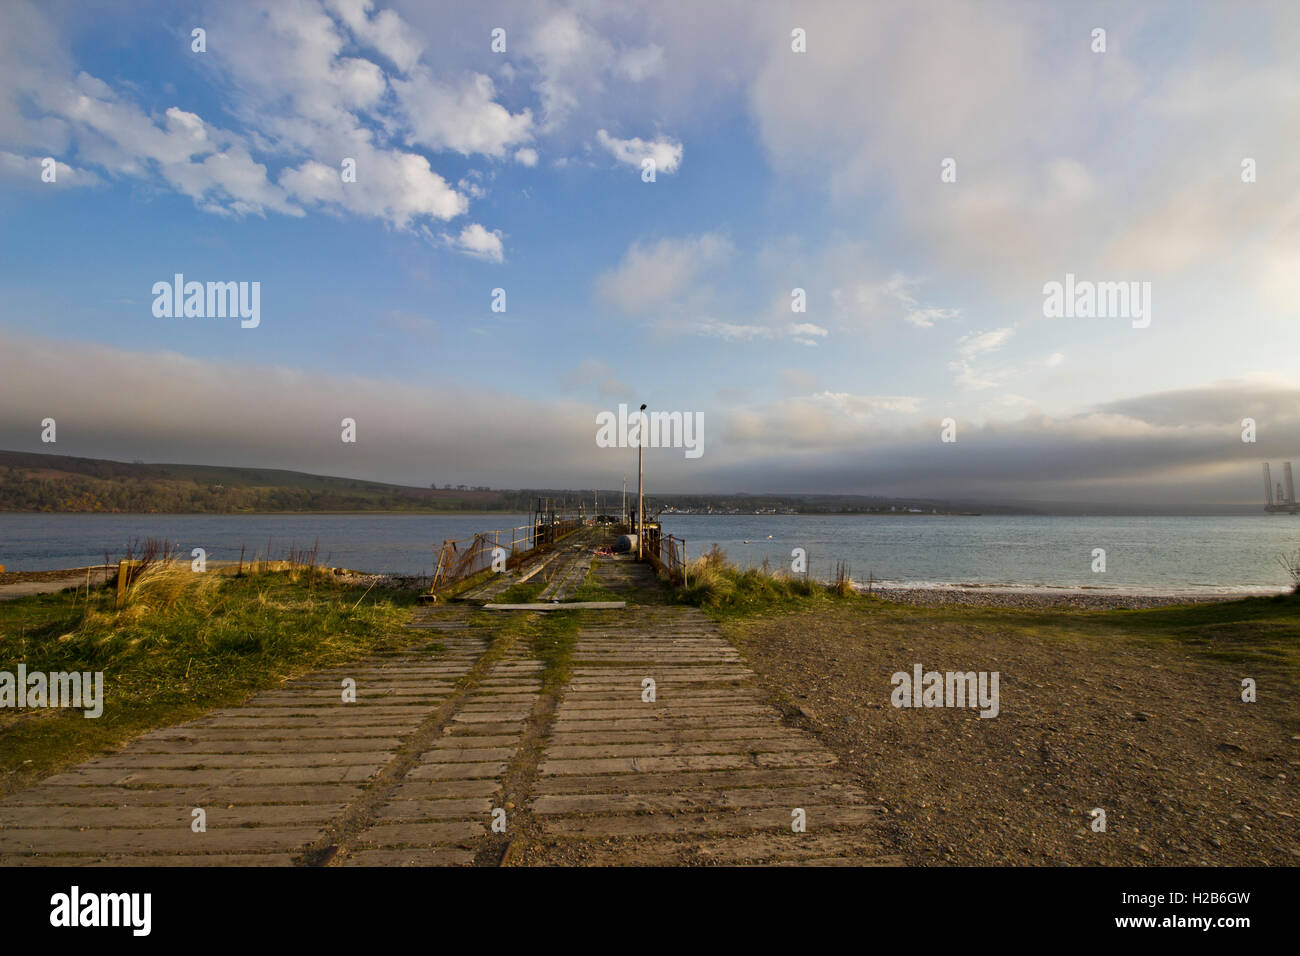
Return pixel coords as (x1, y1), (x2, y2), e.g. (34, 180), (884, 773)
(640, 403), (647, 411)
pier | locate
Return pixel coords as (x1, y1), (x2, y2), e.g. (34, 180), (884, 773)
(0, 524), (896, 867)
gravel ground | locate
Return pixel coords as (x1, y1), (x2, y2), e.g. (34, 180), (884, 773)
(0, 566), (113, 600)
(330, 570), (430, 591)
(726, 603), (1299, 866)
(0, 566), (113, 584)
(863, 586), (1287, 611)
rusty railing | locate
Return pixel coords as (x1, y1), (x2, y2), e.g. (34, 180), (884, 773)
(431, 524), (535, 590)
(645, 533), (687, 584)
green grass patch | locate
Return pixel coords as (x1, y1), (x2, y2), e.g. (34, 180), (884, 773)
(568, 558), (621, 603)
(494, 577), (548, 604)
(674, 546), (847, 619)
(527, 611), (581, 694)
(0, 564), (420, 796)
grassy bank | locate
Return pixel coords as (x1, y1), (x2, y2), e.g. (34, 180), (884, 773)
(0, 563), (420, 796)
(674, 544), (855, 618)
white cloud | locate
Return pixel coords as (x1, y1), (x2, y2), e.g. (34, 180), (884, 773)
(903, 307), (959, 329)
(595, 129), (682, 174)
(0, 151), (100, 187)
(0, 0), (537, 239)
(743, 0), (1300, 306)
(618, 44), (664, 82)
(524, 10), (614, 128)
(958, 327), (1015, 356)
(686, 318), (828, 347)
(831, 272), (960, 329)
(325, 0), (423, 73)
(788, 322), (829, 346)
(282, 150), (466, 226)
(514, 147), (539, 167)
(597, 233), (733, 312)
(447, 222), (505, 263)
(689, 319), (770, 342)
(394, 71), (533, 158)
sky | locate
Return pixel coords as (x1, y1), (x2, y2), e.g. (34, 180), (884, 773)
(1, 0), (1298, 508)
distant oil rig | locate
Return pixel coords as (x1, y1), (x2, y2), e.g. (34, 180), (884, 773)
(1263, 462), (1298, 514)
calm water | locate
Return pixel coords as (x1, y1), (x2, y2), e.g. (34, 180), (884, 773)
(1, 513), (1296, 594)
(659, 514), (1300, 594)
(0, 513), (531, 578)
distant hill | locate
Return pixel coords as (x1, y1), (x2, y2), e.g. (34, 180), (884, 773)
(0, 450), (513, 513)
(11, 449), (1230, 516)
(0, 449), (1010, 516)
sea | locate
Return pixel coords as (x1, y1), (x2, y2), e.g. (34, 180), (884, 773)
(1, 512), (1297, 595)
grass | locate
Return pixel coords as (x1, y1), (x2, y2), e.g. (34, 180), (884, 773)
(494, 577), (548, 604)
(569, 557), (622, 603)
(528, 611), (582, 694)
(0, 562), (420, 796)
(1039, 594), (1300, 675)
(674, 543), (844, 619)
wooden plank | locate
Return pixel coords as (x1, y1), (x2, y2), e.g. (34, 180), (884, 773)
(0, 804), (346, 828)
(1, 784), (363, 806)
(340, 847), (474, 866)
(482, 602), (625, 611)
(0, 826), (325, 854)
(352, 822), (483, 847)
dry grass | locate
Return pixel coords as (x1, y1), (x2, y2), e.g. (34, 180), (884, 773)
(0, 562), (419, 794)
(677, 544), (829, 612)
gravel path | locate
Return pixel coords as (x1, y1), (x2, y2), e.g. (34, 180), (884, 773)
(728, 604), (1300, 866)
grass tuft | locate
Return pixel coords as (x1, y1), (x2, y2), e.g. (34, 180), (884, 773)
(676, 544), (844, 615)
(0, 564), (419, 796)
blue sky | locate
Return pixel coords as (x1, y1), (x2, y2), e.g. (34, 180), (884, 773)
(2, 0), (1299, 506)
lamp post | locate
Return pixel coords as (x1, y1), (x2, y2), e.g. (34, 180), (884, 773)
(636, 403), (646, 560)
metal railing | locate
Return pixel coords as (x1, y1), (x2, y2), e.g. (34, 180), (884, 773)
(429, 509), (586, 592)
(431, 524), (535, 589)
(645, 533), (687, 584)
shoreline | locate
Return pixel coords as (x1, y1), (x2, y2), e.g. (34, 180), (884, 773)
(4, 564), (1292, 609)
(860, 583), (1291, 610)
